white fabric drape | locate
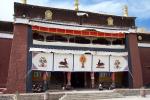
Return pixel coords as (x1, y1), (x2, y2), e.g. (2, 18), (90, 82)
(32, 52), (53, 71)
(54, 53), (73, 72)
(32, 52), (128, 72)
(92, 55), (109, 72)
(73, 54), (92, 72)
(110, 56), (128, 72)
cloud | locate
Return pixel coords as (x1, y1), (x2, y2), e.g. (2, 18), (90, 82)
(27, 0), (50, 6)
(80, 1), (124, 15)
(0, 0), (14, 21)
(0, 0), (149, 31)
(1, 0), (150, 20)
(128, 0), (150, 19)
(46, 1), (73, 10)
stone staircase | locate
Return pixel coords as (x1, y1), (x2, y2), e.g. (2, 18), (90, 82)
(60, 91), (124, 100)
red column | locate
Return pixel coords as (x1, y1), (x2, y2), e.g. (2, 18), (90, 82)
(67, 72), (71, 86)
(91, 72), (95, 88)
(112, 72), (115, 83)
(63, 72), (66, 86)
(84, 72), (87, 87)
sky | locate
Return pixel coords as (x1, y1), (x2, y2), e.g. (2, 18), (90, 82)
(0, 0), (150, 32)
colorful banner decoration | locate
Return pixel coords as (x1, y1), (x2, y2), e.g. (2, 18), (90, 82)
(74, 54), (92, 72)
(54, 53), (73, 72)
(32, 25), (125, 38)
(110, 56), (128, 72)
(92, 55), (109, 72)
(32, 52), (53, 71)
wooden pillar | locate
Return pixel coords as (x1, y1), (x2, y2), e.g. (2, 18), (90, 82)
(84, 72), (87, 87)
(49, 72), (51, 81)
(112, 72), (115, 83)
(98, 73), (101, 83)
(63, 72), (66, 86)
(67, 72), (71, 86)
(91, 72), (95, 88)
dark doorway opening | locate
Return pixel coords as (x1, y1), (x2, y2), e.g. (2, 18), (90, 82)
(114, 72), (129, 88)
(71, 72), (85, 88)
(122, 72), (129, 88)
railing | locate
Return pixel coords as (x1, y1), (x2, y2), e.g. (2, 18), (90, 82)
(33, 40), (125, 49)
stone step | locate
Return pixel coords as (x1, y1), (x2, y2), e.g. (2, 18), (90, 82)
(62, 92), (124, 100)
(68, 96), (123, 99)
(68, 93), (123, 97)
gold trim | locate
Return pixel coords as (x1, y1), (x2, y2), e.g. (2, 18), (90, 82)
(45, 10), (53, 20)
(75, 0), (79, 11)
(107, 17), (113, 26)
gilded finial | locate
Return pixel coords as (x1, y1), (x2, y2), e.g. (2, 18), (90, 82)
(75, 0), (79, 11)
(123, 5), (128, 17)
(21, 0), (27, 4)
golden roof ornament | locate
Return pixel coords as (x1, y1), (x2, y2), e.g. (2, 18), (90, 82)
(123, 5), (128, 17)
(21, 0), (27, 4)
(107, 17), (113, 26)
(138, 35), (142, 41)
(45, 10), (53, 20)
(141, 28), (146, 33)
(75, 0), (79, 11)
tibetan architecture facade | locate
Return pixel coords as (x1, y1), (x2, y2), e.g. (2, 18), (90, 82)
(0, 2), (150, 93)
(0, 21), (13, 93)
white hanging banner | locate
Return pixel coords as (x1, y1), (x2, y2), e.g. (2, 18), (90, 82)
(54, 53), (73, 72)
(92, 55), (109, 72)
(110, 56), (128, 72)
(74, 54), (92, 72)
(32, 52), (53, 71)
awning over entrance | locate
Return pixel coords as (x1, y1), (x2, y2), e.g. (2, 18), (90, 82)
(32, 52), (128, 72)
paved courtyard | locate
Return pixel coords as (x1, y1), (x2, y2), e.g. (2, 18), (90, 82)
(101, 95), (150, 100)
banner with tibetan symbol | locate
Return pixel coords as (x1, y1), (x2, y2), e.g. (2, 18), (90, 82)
(54, 53), (73, 72)
(32, 52), (53, 71)
(110, 56), (128, 72)
(92, 55), (109, 72)
(74, 54), (92, 72)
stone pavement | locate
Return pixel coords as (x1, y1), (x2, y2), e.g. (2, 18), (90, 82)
(0, 89), (150, 100)
(100, 95), (150, 100)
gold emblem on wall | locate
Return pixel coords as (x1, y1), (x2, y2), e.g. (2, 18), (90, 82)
(107, 17), (113, 26)
(45, 10), (53, 20)
(80, 55), (86, 68)
(138, 35), (142, 40)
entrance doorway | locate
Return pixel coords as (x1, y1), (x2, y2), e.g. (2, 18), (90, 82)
(115, 72), (129, 88)
(71, 72), (85, 88)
